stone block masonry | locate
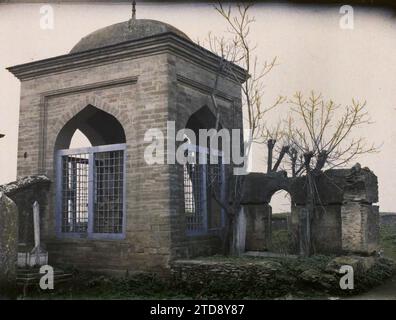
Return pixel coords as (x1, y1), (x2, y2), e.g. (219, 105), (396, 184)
(241, 165), (380, 256)
(7, 24), (246, 274)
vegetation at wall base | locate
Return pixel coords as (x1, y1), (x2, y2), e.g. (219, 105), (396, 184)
(23, 253), (395, 300)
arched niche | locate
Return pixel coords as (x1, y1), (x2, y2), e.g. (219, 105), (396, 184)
(54, 104), (126, 151)
(183, 105), (225, 235)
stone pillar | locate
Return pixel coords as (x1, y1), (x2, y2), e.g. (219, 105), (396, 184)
(0, 192), (18, 299)
(341, 202), (379, 254)
(233, 207), (246, 255)
(289, 206), (300, 254)
(298, 207), (309, 256)
(340, 166), (379, 254)
(245, 204), (271, 251)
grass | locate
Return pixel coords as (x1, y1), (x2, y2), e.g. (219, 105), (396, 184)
(271, 229), (292, 254)
(23, 253), (395, 300)
(380, 224), (396, 260)
(24, 271), (192, 300)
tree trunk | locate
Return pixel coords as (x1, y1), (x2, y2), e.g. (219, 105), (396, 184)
(304, 172), (314, 256)
(222, 209), (234, 255)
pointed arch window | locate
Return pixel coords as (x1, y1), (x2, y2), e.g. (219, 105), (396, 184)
(184, 106), (226, 236)
(54, 106), (126, 239)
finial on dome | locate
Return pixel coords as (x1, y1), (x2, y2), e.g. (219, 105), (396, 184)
(129, 0), (137, 30)
(132, 0), (136, 20)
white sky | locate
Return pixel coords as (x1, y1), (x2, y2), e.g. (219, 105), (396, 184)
(0, 2), (395, 212)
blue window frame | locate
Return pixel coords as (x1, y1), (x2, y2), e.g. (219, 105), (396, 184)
(56, 143), (126, 240)
(184, 144), (225, 236)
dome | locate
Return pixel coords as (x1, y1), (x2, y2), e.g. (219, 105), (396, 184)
(70, 19), (190, 54)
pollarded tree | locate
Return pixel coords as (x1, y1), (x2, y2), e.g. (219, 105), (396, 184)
(282, 91), (378, 255)
(287, 91), (376, 175)
(204, 2), (377, 256)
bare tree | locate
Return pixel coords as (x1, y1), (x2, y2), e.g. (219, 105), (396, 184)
(207, 3), (285, 142)
(286, 91), (376, 174)
(203, 2), (377, 256)
(281, 91), (378, 255)
(201, 2), (285, 255)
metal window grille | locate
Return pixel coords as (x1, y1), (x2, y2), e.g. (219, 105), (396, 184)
(57, 144), (126, 238)
(61, 153), (89, 233)
(184, 160), (205, 234)
(94, 150), (124, 234)
(184, 146), (225, 235)
(207, 160), (222, 194)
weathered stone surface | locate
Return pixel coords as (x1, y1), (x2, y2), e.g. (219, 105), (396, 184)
(241, 172), (290, 204)
(171, 258), (292, 298)
(343, 166), (378, 203)
(171, 255), (396, 297)
(298, 269), (337, 289)
(245, 164), (380, 256)
(0, 175), (50, 196)
(341, 203), (361, 253)
(1, 175), (50, 251)
(325, 255), (376, 274)
(245, 204), (271, 251)
(289, 205), (342, 254)
(341, 203), (379, 254)
(290, 166), (378, 205)
(311, 205), (343, 254)
(367, 205), (380, 253)
(0, 193), (18, 298)
(288, 202), (379, 255)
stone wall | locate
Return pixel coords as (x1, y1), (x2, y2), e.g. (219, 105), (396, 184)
(244, 204), (271, 251)
(168, 54), (243, 260)
(380, 212), (396, 226)
(341, 203), (379, 254)
(291, 167), (379, 255)
(242, 165), (379, 256)
(170, 255), (396, 298)
(16, 53), (175, 273)
(291, 205), (342, 254)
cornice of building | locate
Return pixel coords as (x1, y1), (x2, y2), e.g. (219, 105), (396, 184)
(7, 33), (248, 84)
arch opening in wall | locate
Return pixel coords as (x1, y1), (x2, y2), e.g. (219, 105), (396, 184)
(183, 106), (225, 236)
(55, 104), (126, 151)
(268, 189), (293, 254)
(54, 105), (127, 240)
(70, 129), (92, 149)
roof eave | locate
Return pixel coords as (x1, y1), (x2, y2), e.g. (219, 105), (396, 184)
(7, 32), (248, 83)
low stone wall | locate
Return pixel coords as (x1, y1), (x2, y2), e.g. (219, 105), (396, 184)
(171, 255), (396, 298)
(171, 257), (294, 298)
(380, 213), (396, 226)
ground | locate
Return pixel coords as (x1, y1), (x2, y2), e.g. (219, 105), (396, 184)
(347, 276), (396, 300)
(20, 225), (396, 300)
(346, 224), (396, 300)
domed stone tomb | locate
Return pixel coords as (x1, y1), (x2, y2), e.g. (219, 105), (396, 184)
(7, 17), (247, 273)
(70, 19), (191, 53)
